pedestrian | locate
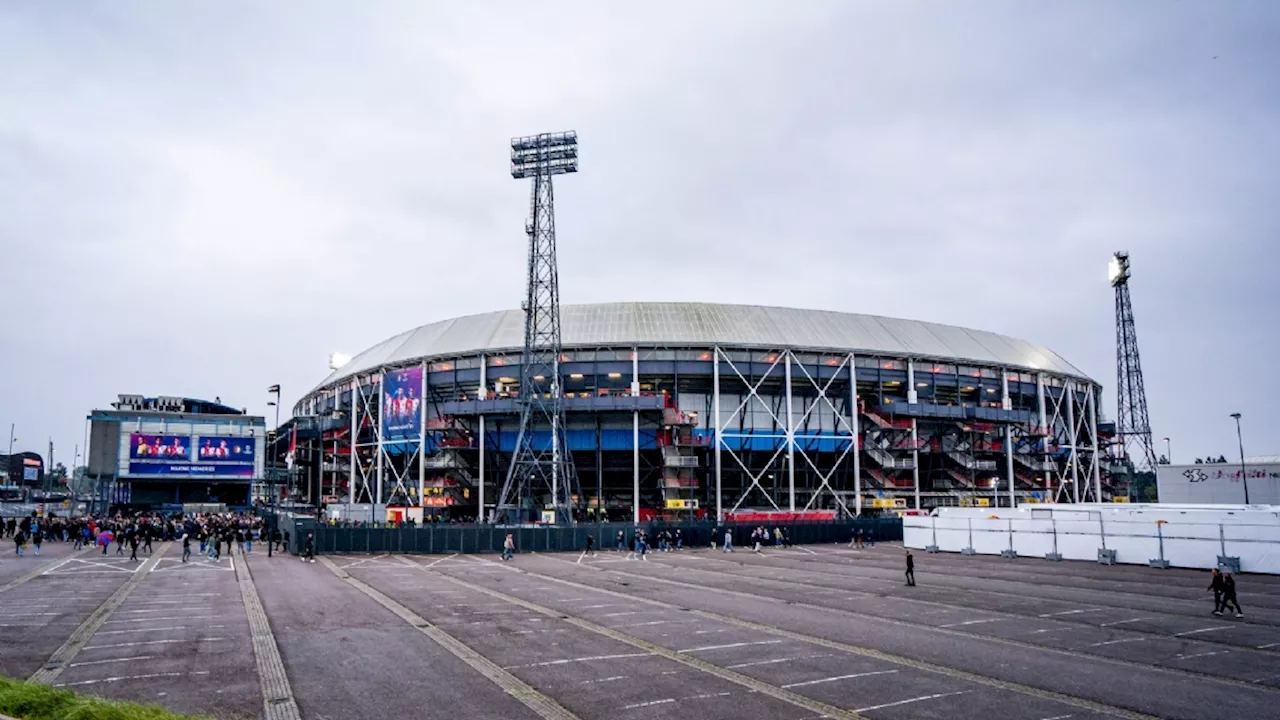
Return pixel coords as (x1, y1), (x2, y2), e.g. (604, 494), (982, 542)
(502, 533), (515, 561)
(13, 529), (25, 556)
(774, 527), (783, 547)
(752, 527), (762, 553)
(616, 529), (625, 552)
(1222, 573), (1243, 618)
(905, 549), (916, 586)
(722, 527), (733, 553)
(586, 534), (595, 556)
(1208, 568), (1226, 615)
(235, 528), (245, 554)
(142, 526), (153, 554)
(675, 528), (683, 550)
(116, 531), (125, 556)
(182, 533), (191, 563)
(303, 532), (315, 563)
(128, 532), (139, 562)
(32, 529), (43, 556)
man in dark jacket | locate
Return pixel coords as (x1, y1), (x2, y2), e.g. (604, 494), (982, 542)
(1208, 568), (1226, 615)
(905, 549), (916, 586)
(1222, 573), (1243, 618)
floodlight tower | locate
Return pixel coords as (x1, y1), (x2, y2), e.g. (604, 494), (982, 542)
(497, 131), (582, 524)
(1110, 251), (1158, 495)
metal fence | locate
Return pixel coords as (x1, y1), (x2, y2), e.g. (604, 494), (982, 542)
(286, 517), (902, 556)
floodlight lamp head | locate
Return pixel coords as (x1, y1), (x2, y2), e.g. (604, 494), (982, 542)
(510, 130), (579, 179)
(328, 352), (352, 371)
(1108, 251), (1130, 286)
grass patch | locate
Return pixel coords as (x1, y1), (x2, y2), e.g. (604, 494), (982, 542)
(0, 676), (204, 720)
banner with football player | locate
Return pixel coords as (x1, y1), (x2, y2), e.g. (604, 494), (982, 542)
(382, 366), (423, 440)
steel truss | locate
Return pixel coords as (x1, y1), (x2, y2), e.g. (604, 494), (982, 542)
(346, 377), (380, 510)
(713, 348), (857, 518)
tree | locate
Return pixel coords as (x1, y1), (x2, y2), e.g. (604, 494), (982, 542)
(69, 466), (95, 496)
(46, 462), (68, 486)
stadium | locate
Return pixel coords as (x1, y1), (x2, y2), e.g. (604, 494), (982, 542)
(280, 301), (1117, 523)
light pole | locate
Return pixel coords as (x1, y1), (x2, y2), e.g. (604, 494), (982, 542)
(1229, 413), (1249, 504)
(268, 385), (282, 557)
(1162, 437), (1171, 464)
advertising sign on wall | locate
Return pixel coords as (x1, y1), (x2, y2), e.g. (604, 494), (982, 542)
(127, 462), (255, 478)
(383, 367), (423, 440)
(130, 434), (191, 460)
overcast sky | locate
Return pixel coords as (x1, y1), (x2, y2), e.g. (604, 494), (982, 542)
(2, 1), (1276, 470)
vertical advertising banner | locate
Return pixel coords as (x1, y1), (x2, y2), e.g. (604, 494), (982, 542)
(383, 366), (423, 440)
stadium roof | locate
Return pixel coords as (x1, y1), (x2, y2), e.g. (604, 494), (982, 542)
(315, 302), (1091, 390)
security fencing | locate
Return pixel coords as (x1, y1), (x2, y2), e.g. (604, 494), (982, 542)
(280, 517), (902, 556)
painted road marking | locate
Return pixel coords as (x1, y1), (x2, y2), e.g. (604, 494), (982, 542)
(1083, 638), (1145, 648)
(855, 689), (972, 713)
(726, 654), (834, 669)
(55, 670), (210, 687)
(940, 618), (1002, 628)
(505, 653), (649, 669)
(69, 655), (155, 667)
(95, 625), (227, 636)
(84, 637), (228, 650)
(1174, 626), (1233, 637)
(678, 640), (783, 653)
(320, 557), (580, 720)
(1176, 650), (1230, 661)
(1038, 608), (1106, 618)
(1100, 618), (1150, 627)
(622, 691), (732, 710)
(28, 545), (169, 685)
(782, 670), (899, 688)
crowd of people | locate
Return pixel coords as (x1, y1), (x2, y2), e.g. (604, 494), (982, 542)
(3, 510), (292, 562)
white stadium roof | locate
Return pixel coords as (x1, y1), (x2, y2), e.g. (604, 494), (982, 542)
(315, 302), (1091, 390)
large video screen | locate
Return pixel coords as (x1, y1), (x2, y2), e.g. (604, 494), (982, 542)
(127, 433), (256, 478)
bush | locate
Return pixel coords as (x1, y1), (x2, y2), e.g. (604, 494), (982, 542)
(0, 677), (203, 720)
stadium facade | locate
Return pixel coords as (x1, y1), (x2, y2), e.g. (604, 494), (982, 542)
(286, 302), (1119, 522)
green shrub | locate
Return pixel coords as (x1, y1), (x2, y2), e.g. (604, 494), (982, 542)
(0, 677), (203, 720)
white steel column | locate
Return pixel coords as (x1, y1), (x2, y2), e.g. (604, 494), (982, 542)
(478, 355), (486, 522)
(1087, 384), (1101, 502)
(714, 348), (723, 521)
(633, 346), (640, 525)
(348, 382), (358, 512)
(785, 351), (795, 512)
(376, 372), (385, 507)
(912, 418), (921, 511)
(1002, 371), (1014, 508)
(850, 353), (862, 517)
(907, 359), (918, 404)
(1065, 380), (1081, 503)
(418, 360), (427, 512)
(1037, 374), (1049, 491)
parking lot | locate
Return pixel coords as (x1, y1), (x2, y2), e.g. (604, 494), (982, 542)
(2, 540), (1278, 719)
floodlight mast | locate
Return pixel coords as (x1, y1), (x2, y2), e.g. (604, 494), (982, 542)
(1112, 250), (1157, 499)
(497, 131), (582, 525)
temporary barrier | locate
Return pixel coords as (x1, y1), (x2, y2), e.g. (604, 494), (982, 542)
(905, 504), (1280, 574)
(287, 517), (902, 556)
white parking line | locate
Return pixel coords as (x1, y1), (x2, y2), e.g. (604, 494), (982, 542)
(1177, 650), (1230, 660)
(940, 618), (1001, 628)
(600, 611), (644, 617)
(503, 652), (649, 669)
(622, 698), (675, 710)
(69, 655), (155, 667)
(83, 637), (227, 650)
(1100, 618), (1149, 627)
(1037, 715), (1075, 720)
(726, 654), (833, 669)
(95, 625), (226, 636)
(1082, 637), (1144, 648)
(426, 554), (459, 567)
(1038, 608), (1105, 618)
(103, 615), (220, 625)
(580, 675), (628, 684)
(616, 619), (697, 628)
(55, 670), (210, 687)
(782, 669), (898, 688)
(855, 689), (971, 712)
(1174, 626), (1233, 637)
(678, 640), (783, 653)
(1258, 642), (1280, 649)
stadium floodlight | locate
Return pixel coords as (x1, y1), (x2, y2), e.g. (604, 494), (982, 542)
(1108, 251), (1130, 287)
(510, 131), (578, 179)
(328, 352), (352, 370)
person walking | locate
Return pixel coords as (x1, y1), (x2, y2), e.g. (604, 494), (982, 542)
(303, 532), (315, 563)
(905, 549), (916, 586)
(616, 529), (625, 552)
(32, 528), (42, 556)
(181, 533), (191, 563)
(128, 532), (140, 562)
(722, 527), (733, 553)
(1208, 568), (1226, 615)
(586, 533), (596, 556)
(1222, 573), (1243, 618)
(142, 526), (153, 555)
(13, 529), (25, 556)
(502, 533), (515, 561)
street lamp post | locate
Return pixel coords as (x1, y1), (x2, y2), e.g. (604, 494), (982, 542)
(268, 385), (282, 557)
(1229, 413), (1249, 505)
